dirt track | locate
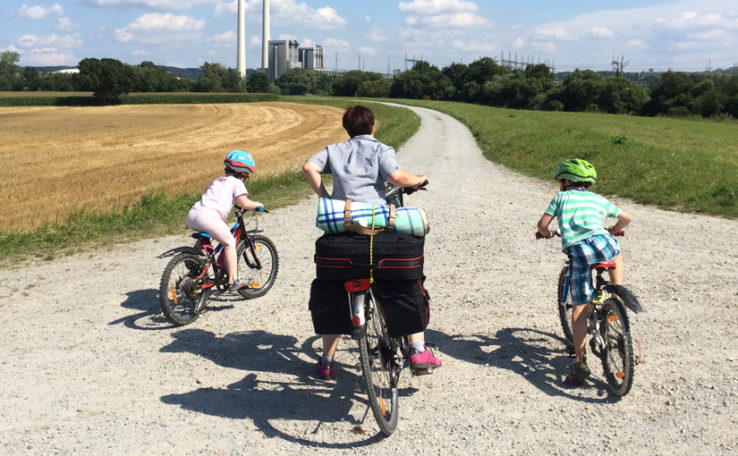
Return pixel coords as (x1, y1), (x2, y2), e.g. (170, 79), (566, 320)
(1, 103), (736, 455)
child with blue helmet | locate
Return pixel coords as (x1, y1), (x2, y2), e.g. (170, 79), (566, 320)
(537, 158), (632, 385)
(187, 150), (264, 290)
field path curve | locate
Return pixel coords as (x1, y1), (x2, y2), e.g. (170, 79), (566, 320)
(1, 103), (736, 455)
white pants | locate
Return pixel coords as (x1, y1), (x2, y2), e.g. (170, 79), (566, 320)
(187, 208), (236, 248)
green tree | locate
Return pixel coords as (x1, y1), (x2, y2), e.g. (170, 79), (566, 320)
(557, 69), (605, 111)
(246, 72), (270, 93)
(275, 68), (317, 95)
(0, 51), (22, 91)
(40, 72), (77, 91)
(333, 70), (370, 96)
(22, 67), (41, 91)
(74, 57), (136, 104)
(356, 77), (390, 98)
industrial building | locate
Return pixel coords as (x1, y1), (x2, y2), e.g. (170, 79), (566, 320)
(267, 40), (324, 82)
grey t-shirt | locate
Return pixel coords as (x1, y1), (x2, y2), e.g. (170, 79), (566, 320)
(309, 134), (400, 206)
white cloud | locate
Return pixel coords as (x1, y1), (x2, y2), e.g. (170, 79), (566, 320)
(323, 38), (350, 51)
(398, 0), (479, 15)
(369, 26), (389, 42)
(400, 0), (486, 29)
(359, 46), (377, 56)
(17, 4), (64, 19)
(211, 30), (237, 45)
(115, 13), (206, 44)
(16, 33), (83, 49)
(82, 0), (218, 10)
(590, 27), (614, 38)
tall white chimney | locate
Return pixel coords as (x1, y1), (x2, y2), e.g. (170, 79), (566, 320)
(237, 0), (246, 77)
(262, 0), (270, 69)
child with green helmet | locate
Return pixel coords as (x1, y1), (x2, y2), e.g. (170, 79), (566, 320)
(536, 158), (632, 385)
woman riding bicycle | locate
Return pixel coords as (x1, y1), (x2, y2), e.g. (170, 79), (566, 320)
(187, 150), (264, 291)
(536, 158), (632, 385)
(303, 105), (441, 379)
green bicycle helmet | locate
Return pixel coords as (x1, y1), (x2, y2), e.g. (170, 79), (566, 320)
(554, 158), (597, 184)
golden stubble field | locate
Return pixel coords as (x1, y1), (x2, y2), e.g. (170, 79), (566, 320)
(0, 102), (347, 231)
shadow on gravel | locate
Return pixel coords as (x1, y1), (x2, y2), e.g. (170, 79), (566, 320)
(159, 329), (395, 447)
(109, 288), (170, 330)
(426, 328), (619, 403)
(109, 288), (247, 330)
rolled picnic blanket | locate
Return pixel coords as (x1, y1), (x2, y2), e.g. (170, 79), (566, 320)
(316, 198), (430, 237)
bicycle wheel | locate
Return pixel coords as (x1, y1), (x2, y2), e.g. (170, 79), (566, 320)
(236, 234), (279, 299)
(159, 252), (210, 326)
(600, 298), (635, 396)
(358, 293), (399, 435)
(557, 266), (574, 346)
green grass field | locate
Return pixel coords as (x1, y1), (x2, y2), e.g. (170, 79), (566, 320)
(395, 99), (738, 218)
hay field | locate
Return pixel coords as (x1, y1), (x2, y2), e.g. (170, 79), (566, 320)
(0, 102), (347, 232)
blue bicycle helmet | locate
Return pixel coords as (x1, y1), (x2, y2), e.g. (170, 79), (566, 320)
(224, 150), (255, 174)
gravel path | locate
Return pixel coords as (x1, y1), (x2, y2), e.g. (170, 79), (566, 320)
(1, 104), (736, 455)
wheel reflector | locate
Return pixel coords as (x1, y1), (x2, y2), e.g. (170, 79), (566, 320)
(616, 371), (625, 378)
(380, 398), (386, 415)
(609, 315), (619, 322)
(170, 286), (178, 305)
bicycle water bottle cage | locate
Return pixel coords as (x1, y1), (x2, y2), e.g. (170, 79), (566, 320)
(591, 261), (616, 271)
(344, 278), (371, 293)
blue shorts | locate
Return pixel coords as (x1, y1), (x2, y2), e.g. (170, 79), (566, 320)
(567, 234), (621, 305)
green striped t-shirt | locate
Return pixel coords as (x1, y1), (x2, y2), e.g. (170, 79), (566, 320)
(545, 189), (620, 252)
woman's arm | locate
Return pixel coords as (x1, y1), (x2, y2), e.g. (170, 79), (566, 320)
(302, 161), (330, 198)
(388, 168), (426, 188)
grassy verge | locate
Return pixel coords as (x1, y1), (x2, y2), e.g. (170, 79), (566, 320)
(393, 99), (738, 218)
(0, 97), (420, 262)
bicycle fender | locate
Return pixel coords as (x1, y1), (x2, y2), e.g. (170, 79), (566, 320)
(605, 284), (645, 313)
(157, 246), (202, 259)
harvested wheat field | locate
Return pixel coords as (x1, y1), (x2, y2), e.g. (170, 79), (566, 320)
(0, 102), (347, 231)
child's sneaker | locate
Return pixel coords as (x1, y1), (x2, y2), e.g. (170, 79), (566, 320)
(315, 359), (334, 380)
(229, 278), (249, 291)
(409, 345), (441, 375)
(565, 360), (591, 386)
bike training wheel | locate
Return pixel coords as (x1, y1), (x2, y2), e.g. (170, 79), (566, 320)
(600, 298), (635, 396)
(236, 234), (279, 299)
(557, 266), (575, 347)
(358, 293), (400, 436)
(159, 252), (210, 326)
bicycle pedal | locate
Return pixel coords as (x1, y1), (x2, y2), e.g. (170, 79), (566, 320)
(411, 366), (433, 376)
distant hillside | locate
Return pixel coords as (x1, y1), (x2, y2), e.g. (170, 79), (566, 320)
(158, 66), (204, 79)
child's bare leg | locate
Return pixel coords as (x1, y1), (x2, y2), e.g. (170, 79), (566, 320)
(608, 253), (624, 285)
(322, 334), (340, 358)
(224, 246), (237, 284)
(571, 304), (588, 362)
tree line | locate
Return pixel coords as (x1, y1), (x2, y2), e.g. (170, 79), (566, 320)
(2, 50), (737, 118)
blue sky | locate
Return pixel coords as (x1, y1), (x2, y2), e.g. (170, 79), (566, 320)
(2, 0), (737, 73)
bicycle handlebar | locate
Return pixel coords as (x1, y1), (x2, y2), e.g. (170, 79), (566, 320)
(385, 179), (429, 200)
(535, 229), (624, 239)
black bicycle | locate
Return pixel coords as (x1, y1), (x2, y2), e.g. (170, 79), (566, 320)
(545, 231), (644, 396)
(158, 206), (279, 326)
(348, 181), (430, 435)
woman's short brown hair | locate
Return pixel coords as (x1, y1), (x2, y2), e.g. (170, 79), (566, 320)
(342, 105), (374, 138)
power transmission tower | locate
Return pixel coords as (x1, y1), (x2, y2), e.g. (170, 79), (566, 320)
(611, 55), (629, 76)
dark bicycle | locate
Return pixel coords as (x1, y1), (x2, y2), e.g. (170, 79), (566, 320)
(541, 230), (644, 396)
(158, 206), (279, 326)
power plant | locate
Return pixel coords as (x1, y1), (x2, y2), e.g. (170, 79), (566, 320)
(236, 0), (326, 81)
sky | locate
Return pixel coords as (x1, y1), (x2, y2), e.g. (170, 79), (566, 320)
(2, 0), (737, 73)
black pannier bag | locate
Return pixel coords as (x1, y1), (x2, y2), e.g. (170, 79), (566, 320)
(372, 277), (430, 338)
(308, 279), (353, 335)
(314, 232), (424, 281)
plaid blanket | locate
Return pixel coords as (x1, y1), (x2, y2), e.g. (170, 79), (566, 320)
(316, 198), (429, 237)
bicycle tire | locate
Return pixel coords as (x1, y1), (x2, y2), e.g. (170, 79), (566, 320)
(557, 266), (574, 346)
(159, 252), (210, 326)
(358, 292), (400, 435)
(600, 298), (635, 396)
(236, 234), (279, 299)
